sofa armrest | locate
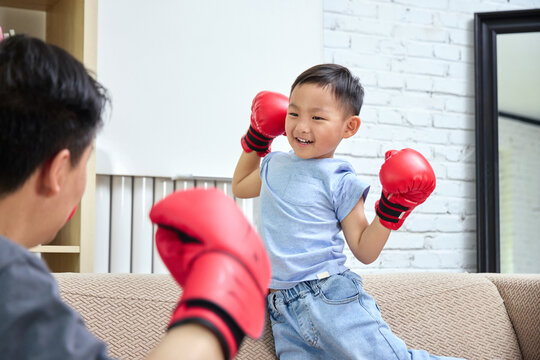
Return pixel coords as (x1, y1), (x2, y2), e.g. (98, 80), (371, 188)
(485, 274), (540, 360)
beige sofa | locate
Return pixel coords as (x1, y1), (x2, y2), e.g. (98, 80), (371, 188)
(54, 272), (540, 360)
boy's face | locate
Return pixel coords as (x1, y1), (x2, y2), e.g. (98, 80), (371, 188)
(286, 83), (359, 159)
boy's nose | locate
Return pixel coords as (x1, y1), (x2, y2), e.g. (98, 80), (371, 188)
(295, 117), (310, 133)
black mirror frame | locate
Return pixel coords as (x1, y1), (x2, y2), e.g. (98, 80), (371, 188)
(474, 8), (540, 273)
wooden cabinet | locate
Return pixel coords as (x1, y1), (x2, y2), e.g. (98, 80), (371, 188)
(0, 0), (97, 272)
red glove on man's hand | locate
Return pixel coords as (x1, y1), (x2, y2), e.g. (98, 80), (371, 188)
(241, 91), (289, 157)
(149, 188), (271, 359)
(375, 149), (436, 230)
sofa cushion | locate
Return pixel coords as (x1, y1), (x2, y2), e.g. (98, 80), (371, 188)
(362, 273), (522, 360)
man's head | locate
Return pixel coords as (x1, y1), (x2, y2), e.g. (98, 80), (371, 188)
(286, 64), (364, 159)
(0, 35), (108, 197)
(0, 35), (108, 246)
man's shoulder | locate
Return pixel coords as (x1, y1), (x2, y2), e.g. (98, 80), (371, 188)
(0, 235), (57, 306)
(0, 236), (24, 261)
(0, 235), (42, 273)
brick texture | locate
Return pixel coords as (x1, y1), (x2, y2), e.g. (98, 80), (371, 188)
(326, 0), (540, 273)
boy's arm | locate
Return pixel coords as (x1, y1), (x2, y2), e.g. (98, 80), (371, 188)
(232, 151), (262, 199)
(342, 148), (436, 264)
(341, 199), (391, 264)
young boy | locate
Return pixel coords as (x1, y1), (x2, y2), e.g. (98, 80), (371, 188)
(233, 64), (464, 359)
(0, 34), (269, 360)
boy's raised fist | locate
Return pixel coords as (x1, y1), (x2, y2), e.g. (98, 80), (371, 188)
(375, 148), (436, 230)
(241, 91), (289, 157)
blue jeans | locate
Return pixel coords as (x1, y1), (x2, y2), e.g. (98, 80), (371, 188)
(267, 270), (465, 360)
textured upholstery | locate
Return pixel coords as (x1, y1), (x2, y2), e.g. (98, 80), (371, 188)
(362, 273), (522, 360)
(54, 273), (540, 360)
(485, 274), (540, 360)
(55, 274), (177, 359)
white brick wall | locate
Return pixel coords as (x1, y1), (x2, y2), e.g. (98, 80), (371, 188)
(325, 0), (540, 273)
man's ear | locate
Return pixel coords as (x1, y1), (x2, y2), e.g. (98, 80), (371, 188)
(39, 149), (71, 196)
(343, 115), (361, 139)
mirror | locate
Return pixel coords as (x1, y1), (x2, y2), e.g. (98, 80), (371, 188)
(474, 9), (540, 273)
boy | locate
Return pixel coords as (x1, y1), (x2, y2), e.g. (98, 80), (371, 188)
(0, 34), (269, 360)
(233, 64), (463, 359)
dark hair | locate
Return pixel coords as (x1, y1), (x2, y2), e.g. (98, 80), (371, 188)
(290, 63), (364, 116)
(0, 35), (109, 196)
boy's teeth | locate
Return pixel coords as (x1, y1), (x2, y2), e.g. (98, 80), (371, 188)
(297, 138), (312, 144)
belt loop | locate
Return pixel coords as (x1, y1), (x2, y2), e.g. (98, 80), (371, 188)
(270, 292), (279, 311)
(311, 278), (320, 296)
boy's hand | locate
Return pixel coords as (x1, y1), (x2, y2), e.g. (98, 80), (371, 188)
(149, 188), (271, 360)
(241, 91), (289, 157)
(375, 149), (436, 230)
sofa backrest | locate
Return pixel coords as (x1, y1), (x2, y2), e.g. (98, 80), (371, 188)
(485, 274), (540, 360)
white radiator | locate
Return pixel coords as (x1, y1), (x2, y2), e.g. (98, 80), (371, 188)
(95, 175), (258, 274)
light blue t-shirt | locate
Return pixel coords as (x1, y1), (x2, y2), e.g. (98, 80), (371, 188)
(260, 151), (370, 289)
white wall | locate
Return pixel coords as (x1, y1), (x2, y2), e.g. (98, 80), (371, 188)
(324, 0), (540, 273)
(96, 0), (323, 178)
(92, 0), (540, 274)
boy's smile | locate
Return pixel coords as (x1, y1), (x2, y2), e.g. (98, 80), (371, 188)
(286, 83), (360, 159)
(296, 137), (313, 145)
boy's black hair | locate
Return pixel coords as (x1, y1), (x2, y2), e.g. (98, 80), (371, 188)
(0, 35), (109, 196)
(290, 63), (364, 116)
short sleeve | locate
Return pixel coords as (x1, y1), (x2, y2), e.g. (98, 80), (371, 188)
(333, 171), (370, 222)
(260, 151), (276, 176)
(0, 252), (112, 360)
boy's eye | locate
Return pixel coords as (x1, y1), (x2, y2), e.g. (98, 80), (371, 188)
(288, 112), (298, 117)
(312, 116), (325, 120)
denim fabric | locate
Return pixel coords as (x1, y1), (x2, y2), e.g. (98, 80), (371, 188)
(267, 270), (466, 360)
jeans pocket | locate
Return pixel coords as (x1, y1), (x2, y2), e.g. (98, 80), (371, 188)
(268, 293), (285, 325)
(319, 274), (360, 305)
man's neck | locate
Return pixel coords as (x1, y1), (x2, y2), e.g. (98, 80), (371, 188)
(0, 178), (43, 248)
(0, 196), (28, 247)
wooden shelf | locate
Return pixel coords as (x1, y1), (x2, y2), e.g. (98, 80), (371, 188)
(30, 245), (81, 254)
(0, 0), (59, 11)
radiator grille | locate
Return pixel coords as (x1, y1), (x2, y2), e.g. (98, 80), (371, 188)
(95, 175), (258, 273)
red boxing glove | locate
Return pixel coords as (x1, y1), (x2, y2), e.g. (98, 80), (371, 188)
(241, 91), (289, 157)
(149, 188), (271, 360)
(375, 149), (436, 230)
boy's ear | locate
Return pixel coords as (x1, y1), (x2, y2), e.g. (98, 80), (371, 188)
(39, 149), (71, 196)
(343, 115), (361, 139)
